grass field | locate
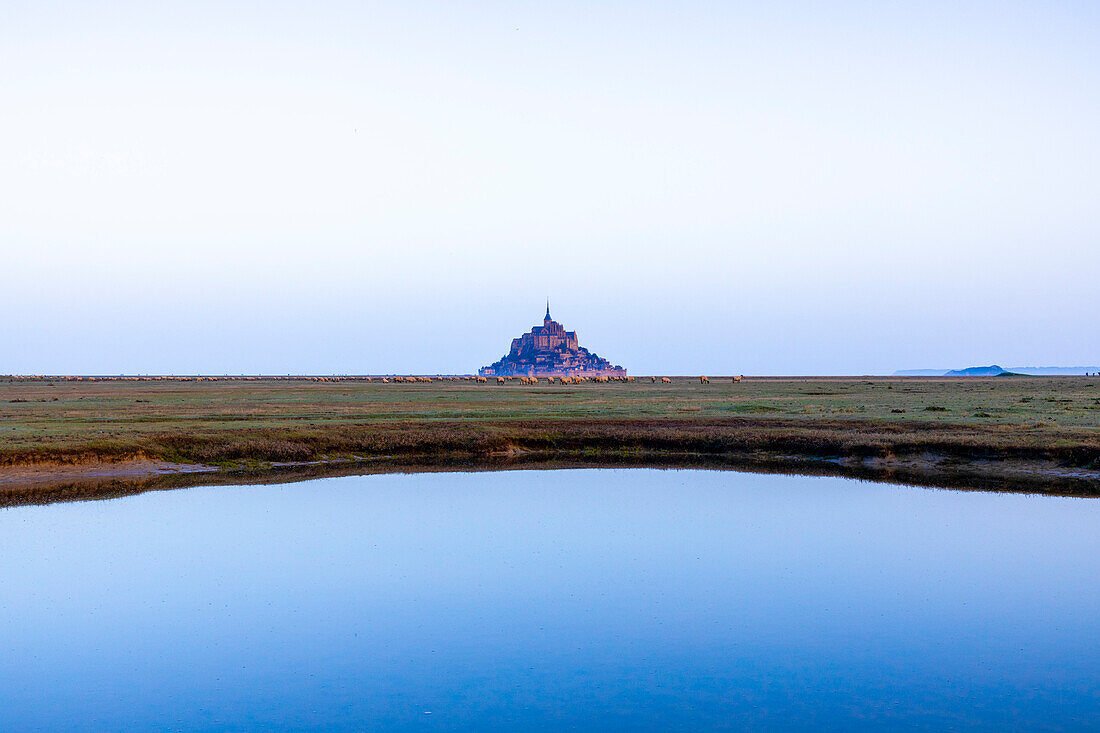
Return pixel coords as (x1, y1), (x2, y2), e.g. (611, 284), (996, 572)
(2, 376), (1098, 473)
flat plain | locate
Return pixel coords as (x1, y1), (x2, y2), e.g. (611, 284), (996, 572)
(2, 375), (1097, 473)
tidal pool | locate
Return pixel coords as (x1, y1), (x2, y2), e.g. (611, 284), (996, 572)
(1, 469), (1098, 731)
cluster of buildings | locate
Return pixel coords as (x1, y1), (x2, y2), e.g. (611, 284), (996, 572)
(479, 305), (626, 378)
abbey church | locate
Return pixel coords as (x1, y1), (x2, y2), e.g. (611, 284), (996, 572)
(479, 305), (626, 378)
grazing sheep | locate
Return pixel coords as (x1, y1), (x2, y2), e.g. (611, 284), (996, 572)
(497, 377), (505, 384)
(733, 375), (743, 383)
(662, 377), (672, 383)
(700, 376), (709, 384)
(477, 376), (487, 383)
(651, 376), (657, 383)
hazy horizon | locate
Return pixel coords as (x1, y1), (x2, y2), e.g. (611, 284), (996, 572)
(3, 1), (1097, 375)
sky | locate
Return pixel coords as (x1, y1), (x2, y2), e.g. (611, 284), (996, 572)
(2, 1), (1097, 375)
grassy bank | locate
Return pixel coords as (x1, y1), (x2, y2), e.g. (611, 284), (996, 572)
(2, 376), (1098, 491)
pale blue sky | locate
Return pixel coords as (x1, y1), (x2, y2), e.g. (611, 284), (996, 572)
(2, 1), (1097, 375)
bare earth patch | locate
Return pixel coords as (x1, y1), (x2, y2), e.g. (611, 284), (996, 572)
(0, 459), (213, 488)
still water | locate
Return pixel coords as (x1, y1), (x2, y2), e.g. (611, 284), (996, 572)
(1, 469), (1098, 731)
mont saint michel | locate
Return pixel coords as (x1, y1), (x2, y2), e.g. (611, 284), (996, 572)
(479, 305), (626, 378)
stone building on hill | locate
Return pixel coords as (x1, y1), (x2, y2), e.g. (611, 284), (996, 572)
(479, 305), (627, 377)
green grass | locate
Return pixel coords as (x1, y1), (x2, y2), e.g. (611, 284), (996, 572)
(1, 375), (1098, 468)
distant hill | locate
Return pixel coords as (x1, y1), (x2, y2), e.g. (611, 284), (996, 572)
(945, 365), (1008, 376)
(895, 365), (1100, 376)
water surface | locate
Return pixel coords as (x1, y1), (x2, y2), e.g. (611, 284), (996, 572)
(2, 469), (1098, 730)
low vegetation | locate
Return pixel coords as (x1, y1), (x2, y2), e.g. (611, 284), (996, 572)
(1, 376), (1097, 494)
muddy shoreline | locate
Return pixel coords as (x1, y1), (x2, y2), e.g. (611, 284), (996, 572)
(2, 448), (1098, 508)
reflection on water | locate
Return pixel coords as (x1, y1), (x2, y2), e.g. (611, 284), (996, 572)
(1, 469), (1098, 730)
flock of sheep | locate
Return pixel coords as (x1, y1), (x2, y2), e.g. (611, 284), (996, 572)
(6, 375), (378, 383)
(7, 374), (745, 384)
(378, 375), (637, 385)
(378, 374), (748, 385)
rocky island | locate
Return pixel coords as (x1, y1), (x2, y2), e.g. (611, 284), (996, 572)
(479, 305), (626, 377)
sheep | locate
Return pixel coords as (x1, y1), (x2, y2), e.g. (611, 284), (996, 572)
(700, 376), (709, 384)
(733, 375), (743, 383)
(477, 376), (488, 383)
(661, 377), (672, 383)
(651, 376), (657, 383)
(497, 377), (506, 384)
